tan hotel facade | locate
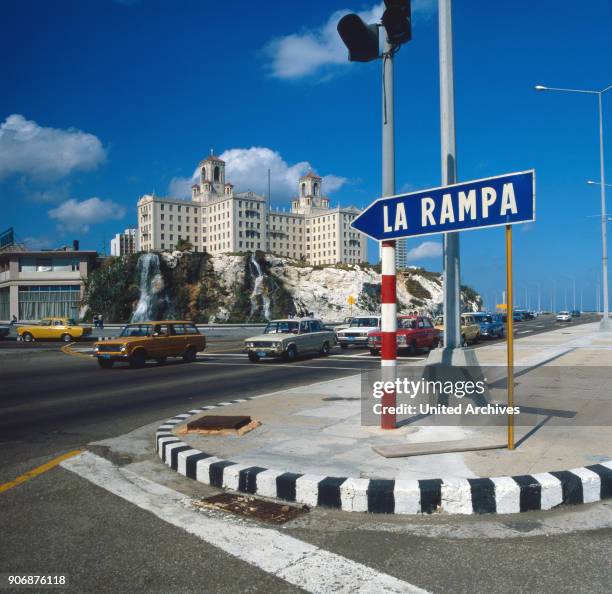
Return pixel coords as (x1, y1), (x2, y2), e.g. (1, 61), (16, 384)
(137, 155), (367, 265)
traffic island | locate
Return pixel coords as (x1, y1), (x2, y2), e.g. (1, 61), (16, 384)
(156, 324), (612, 515)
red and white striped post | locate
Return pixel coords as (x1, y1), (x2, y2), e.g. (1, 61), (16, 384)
(380, 239), (397, 429)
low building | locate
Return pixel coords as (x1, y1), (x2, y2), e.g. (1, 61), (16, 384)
(0, 247), (97, 321)
(137, 155), (367, 265)
(110, 228), (138, 256)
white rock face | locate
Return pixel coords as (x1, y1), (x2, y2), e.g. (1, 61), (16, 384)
(203, 253), (480, 322)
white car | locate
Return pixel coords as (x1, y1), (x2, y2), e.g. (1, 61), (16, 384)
(336, 316), (381, 349)
(556, 311), (572, 322)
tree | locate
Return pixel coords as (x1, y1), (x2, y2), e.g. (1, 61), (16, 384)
(175, 238), (193, 252)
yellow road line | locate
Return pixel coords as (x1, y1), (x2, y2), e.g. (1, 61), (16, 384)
(0, 450), (84, 494)
(60, 343), (93, 359)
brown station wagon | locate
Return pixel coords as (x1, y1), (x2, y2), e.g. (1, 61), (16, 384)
(93, 321), (206, 369)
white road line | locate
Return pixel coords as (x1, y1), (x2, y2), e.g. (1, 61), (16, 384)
(62, 452), (426, 594)
(195, 362), (364, 371)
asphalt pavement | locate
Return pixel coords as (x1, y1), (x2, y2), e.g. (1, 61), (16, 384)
(0, 315), (610, 593)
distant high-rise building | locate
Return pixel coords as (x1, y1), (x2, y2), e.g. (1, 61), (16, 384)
(110, 228), (138, 256)
(137, 155), (367, 265)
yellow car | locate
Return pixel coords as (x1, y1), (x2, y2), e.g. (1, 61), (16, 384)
(434, 314), (480, 346)
(18, 317), (92, 343)
(93, 321), (206, 369)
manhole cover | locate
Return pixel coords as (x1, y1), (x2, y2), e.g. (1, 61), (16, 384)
(187, 415), (252, 431)
(194, 493), (309, 524)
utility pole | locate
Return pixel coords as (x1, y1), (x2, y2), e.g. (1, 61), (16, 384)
(337, 0), (411, 429)
(439, 0), (461, 350)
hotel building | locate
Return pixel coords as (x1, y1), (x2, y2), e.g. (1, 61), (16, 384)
(137, 155), (367, 265)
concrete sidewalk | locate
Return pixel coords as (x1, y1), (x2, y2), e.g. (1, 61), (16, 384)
(174, 323), (612, 481)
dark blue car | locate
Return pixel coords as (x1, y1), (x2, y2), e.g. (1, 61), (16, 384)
(472, 312), (505, 339)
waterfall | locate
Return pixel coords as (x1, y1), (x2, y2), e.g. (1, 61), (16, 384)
(131, 253), (164, 322)
(249, 254), (271, 320)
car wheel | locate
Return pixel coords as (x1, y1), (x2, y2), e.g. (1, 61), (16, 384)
(182, 346), (197, 363)
(431, 338), (440, 350)
(408, 340), (417, 356)
(248, 352), (260, 363)
(61, 333), (73, 343)
(284, 345), (297, 362)
(130, 349), (146, 368)
(155, 356), (167, 365)
(369, 349), (379, 356)
(97, 358), (114, 369)
(498, 328), (504, 338)
(340, 343), (348, 349)
(319, 341), (330, 356)
(22, 332), (33, 342)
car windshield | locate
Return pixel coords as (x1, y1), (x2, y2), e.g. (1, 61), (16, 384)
(474, 315), (493, 323)
(120, 324), (154, 337)
(263, 321), (299, 334)
(349, 318), (378, 327)
(435, 316), (444, 325)
(559, 311), (569, 315)
(66, 318), (76, 326)
(398, 318), (417, 329)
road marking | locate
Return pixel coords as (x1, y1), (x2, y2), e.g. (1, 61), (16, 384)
(195, 361), (365, 371)
(60, 344), (94, 359)
(62, 452), (427, 594)
(0, 450), (83, 494)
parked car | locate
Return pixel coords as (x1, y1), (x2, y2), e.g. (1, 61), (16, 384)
(367, 315), (439, 356)
(571, 310), (581, 318)
(17, 317), (92, 343)
(336, 316), (381, 349)
(472, 312), (505, 339)
(513, 310), (526, 322)
(93, 321), (205, 368)
(244, 318), (335, 362)
(434, 314), (480, 346)
(556, 311), (572, 322)
(0, 324), (10, 340)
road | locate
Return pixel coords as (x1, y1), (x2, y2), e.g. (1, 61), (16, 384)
(0, 315), (610, 593)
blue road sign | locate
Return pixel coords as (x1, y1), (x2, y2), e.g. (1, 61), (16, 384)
(351, 170), (535, 241)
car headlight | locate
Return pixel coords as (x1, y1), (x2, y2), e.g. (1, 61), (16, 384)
(93, 345), (99, 352)
(245, 342), (254, 348)
(368, 336), (374, 343)
(397, 335), (407, 344)
(120, 345), (126, 352)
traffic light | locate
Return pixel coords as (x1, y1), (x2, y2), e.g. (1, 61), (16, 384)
(382, 0), (411, 46)
(337, 14), (380, 62)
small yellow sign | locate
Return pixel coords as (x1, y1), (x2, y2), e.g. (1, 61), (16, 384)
(496, 303), (507, 310)
(347, 295), (356, 306)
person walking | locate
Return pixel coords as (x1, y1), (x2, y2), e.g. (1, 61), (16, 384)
(10, 314), (17, 326)
(93, 313), (99, 329)
(98, 314), (104, 330)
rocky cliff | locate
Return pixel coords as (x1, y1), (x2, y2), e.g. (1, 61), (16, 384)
(82, 251), (482, 323)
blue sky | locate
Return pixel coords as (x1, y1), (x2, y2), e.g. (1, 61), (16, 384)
(1, 0), (611, 310)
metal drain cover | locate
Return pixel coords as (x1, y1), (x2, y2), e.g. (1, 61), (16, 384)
(187, 415), (252, 431)
(195, 493), (309, 524)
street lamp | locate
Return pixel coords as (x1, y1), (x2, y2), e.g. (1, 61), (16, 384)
(535, 83), (612, 330)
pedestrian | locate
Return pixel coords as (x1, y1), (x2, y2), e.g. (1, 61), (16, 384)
(10, 314), (17, 326)
(99, 314), (104, 330)
(93, 313), (99, 329)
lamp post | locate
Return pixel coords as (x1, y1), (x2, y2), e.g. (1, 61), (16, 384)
(535, 84), (612, 330)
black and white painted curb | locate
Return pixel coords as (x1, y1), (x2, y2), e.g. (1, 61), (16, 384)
(156, 402), (612, 515)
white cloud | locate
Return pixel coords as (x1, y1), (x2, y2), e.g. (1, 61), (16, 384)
(0, 114), (106, 180)
(407, 240), (442, 260)
(169, 146), (348, 202)
(48, 197), (125, 233)
(264, 0), (436, 80)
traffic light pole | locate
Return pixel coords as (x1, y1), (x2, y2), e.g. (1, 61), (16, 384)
(439, 0), (461, 351)
(380, 37), (398, 430)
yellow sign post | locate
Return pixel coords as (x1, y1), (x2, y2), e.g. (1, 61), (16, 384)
(505, 225), (514, 450)
(347, 295), (356, 317)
